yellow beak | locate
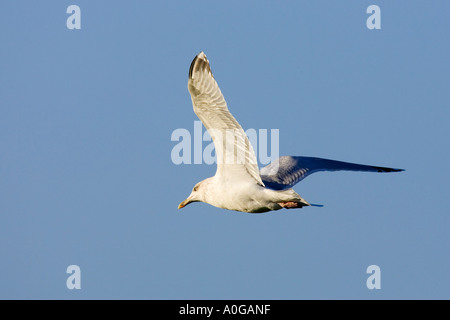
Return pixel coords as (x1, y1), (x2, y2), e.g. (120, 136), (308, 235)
(178, 198), (191, 209)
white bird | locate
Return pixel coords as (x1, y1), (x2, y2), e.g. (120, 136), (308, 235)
(178, 52), (403, 213)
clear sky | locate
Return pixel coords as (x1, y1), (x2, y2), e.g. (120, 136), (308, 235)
(1, 1), (449, 299)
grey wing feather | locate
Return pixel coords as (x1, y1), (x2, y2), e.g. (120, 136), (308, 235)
(260, 156), (404, 190)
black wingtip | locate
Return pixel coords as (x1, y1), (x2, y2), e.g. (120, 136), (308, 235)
(188, 53), (198, 79)
(373, 166), (405, 173)
(188, 51), (211, 79)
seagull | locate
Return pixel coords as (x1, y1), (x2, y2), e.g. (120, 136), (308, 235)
(178, 52), (404, 213)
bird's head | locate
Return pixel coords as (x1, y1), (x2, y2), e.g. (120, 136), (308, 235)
(178, 179), (209, 210)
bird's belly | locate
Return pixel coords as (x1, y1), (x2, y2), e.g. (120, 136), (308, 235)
(211, 184), (282, 213)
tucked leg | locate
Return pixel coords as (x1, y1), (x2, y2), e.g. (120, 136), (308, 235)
(279, 201), (307, 209)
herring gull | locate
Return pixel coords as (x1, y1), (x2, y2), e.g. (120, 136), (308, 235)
(178, 52), (403, 213)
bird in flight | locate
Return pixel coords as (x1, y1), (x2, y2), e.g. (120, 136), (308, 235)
(178, 52), (403, 213)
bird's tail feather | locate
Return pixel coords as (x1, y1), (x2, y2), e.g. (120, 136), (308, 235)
(309, 203), (324, 207)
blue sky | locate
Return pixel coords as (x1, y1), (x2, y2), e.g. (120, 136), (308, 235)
(1, 1), (449, 299)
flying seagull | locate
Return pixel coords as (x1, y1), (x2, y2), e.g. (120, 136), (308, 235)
(178, 52), (403, 213)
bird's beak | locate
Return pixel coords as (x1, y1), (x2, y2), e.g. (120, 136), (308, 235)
(178, 198), (192, 209)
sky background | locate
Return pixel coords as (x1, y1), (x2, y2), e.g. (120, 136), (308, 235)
(1, 1), (449, 299)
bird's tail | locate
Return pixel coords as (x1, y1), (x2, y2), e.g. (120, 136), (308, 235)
(309, 203), (324, 207)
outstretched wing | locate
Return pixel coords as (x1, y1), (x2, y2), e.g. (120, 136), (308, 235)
(188, 52), (264, 186)
(260, 156), (404, 190)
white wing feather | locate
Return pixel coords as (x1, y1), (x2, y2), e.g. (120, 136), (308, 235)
(187, 52), (264, 186)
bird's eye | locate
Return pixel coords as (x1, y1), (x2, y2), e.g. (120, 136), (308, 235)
(193, 185), (199, 192)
